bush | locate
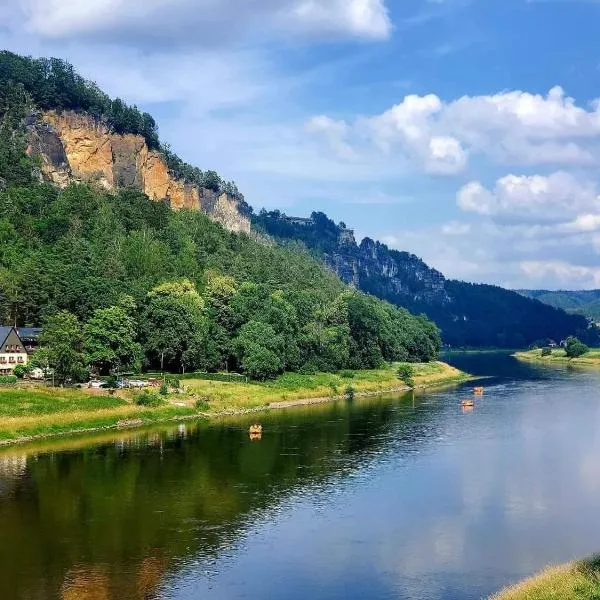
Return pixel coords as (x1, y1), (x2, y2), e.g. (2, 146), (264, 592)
(565, 336), (589, 358)
(344, 385), (355, 401)
(0, 375), (18, 385)
(541, 347), (552, 357)
(134, 389), (164, 407)
(165, 375), (180, 389)
(159, 382), (169, 396)
(13, 364), (29, 379)
(397, 364), (415, 388)
(339, 370), (355, 379)
(195, 397), (210, 410)
(299, 362), (319, 375)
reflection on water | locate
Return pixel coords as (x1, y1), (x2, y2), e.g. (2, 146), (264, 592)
(2, 353), (600, 600)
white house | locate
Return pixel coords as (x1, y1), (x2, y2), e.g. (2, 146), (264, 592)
(0, 327), (29, 375)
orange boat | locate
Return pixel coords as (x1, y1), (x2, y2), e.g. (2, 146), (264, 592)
(249, 424), (263, 440)
(462, 400), (475, 408)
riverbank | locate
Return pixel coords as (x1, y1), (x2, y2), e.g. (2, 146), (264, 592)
(0, 361), (470, 446)
(514, 348), (600, 366)
(490, 556), (600, 599)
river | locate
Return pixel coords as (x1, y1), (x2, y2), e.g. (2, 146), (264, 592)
(1, 352), (600, 599)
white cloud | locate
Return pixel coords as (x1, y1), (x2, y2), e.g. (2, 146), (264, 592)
(520, 260), (600, 288)
(306, 116), (357, 161)
(10, 0), (391, 45)
(308, 87), (600, 174)
(457, 172), (600, 223)
(441, 221), (471, 235)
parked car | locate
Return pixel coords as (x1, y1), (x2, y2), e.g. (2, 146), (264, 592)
(88, 380), (104, 389)
(128, 380), (148, 389)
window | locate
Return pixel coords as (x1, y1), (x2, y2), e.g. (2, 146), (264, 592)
(17, 357), (24, 363)
(9, 357), (15, 363)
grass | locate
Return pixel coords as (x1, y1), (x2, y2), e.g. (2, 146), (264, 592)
(0, 361), (469, 445)
(182, 361), (470, 413)
(514, 348), (600, 366)
(490, 555), (600, 599)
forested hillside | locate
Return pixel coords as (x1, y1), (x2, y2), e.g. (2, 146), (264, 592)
(518, 290), (600, 320)
(0, 52), (441, 379)
(254, 211), (591, 348)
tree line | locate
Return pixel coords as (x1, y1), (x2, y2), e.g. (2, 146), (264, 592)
(0, 163), (440, 382)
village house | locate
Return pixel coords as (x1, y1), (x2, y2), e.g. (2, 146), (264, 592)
(0, 327), (29, 375)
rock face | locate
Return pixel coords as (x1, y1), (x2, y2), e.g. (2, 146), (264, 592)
(26, 111), (251, 234)
(253, 211), (589, 347)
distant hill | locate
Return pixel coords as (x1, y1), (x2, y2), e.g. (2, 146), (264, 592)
(254, 211), (592, 348)
(518, 290), (600, 320)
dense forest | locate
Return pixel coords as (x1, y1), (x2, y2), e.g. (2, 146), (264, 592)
(518, 289), (600, 321)
(0, 66), (441, 379)
(0, 51), (250, 212)
(254, 211), (592, 348)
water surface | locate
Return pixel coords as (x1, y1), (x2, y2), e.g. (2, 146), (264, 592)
(2, 353), (600, 599)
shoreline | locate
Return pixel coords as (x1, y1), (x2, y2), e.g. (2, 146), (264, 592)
(514, 349), (600, 367)
(0, 364), (472, 448)
(489, 556), (600, 599)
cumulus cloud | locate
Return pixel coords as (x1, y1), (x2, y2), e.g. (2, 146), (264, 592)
(457, 172), (600, 224)
(308, 87), (600, 174)
(8, 0), (391, 45)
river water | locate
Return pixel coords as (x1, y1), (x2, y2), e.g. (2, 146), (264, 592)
(1, 353), (600, 600)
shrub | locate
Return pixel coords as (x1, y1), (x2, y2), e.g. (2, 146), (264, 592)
(165, 375), (180, 389)
(329, 382), (339, 396)
(565, 336), (589, 358)
(541, 347), (552, 357)
(299, 362), (319, 375)
(0, 375), (18, 385)
(340, 370), (355, 379)
(134, 389), (164, 407)
(344, 385), (355, 401)
(397, 364), (415, 388)
(13, 364), (29, 379)
(159, 382), (169, 396)
(195, 397), (210, 410)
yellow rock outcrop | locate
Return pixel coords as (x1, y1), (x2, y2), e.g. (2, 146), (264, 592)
(27, 111), (251, 234)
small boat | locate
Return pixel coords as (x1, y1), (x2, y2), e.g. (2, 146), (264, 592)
(461, 400), (475, 408)
(473, 386), (485, 395)
(249, 424), (263, 440)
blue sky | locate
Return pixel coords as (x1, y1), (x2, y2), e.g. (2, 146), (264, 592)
(2, 0), (600, 289)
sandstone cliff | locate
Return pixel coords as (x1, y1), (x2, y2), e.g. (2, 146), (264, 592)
(26, 111), (251, 234)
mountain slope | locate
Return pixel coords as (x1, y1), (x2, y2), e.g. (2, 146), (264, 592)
(254, 211), (591, 347)
(0, 50), (442, 377)
(518, 290), (600, 320)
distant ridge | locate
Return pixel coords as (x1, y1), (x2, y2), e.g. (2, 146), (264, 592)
(254, 211), (593, 348)
(518, 290), (600, 321)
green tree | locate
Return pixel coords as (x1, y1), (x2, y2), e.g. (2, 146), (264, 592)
(84, 299), (141, 375)
(140, 280), (207, 373)
(233, 320), (284, 379)
(397, 364), (415, 388)
(565, 336), (589, 358)
(37, 310), (87, 384)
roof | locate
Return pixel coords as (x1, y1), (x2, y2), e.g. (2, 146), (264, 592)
(0, 326), (17, 347)
(17, 327), (42, 340)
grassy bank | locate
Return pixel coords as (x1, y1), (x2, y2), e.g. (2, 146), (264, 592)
(514, 348), (600, 366)
(0, 361), (469, 445)
(490, 555), (600, 599)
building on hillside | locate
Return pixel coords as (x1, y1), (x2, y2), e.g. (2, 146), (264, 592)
(0, 327), (28, 375)
(17, 327), (42, 353)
